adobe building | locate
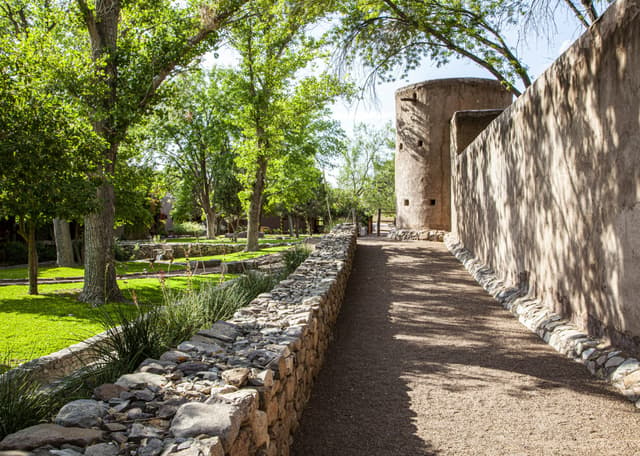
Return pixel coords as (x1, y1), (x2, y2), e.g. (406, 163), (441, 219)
(395, 78), (512, 231)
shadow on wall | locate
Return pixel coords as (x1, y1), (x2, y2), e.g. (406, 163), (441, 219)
(452, 0), (640, 354)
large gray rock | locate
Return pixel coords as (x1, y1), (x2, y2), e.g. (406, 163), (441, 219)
(115, 372), (166, 389)
(84, 443), (118, 456)
(170, 402), (242, 451)
(55, 400), (108, 428)
(0, 424), (104, 451)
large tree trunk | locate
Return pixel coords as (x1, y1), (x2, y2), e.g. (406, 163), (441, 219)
(246, 156), (268, 252)
(205, 206), (217, 239)
(287, 213), (294, 237)
(53, 218), (75, 267)
(27, 222), (38, 295)
(80, 180), (123, 305)
(78, 0), (123, 305)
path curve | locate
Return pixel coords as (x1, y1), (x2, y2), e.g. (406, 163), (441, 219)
(291, 238), (640, 455)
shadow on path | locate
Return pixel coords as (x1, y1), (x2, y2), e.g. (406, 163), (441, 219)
(292, 239), (435, 455)
(291, 238), (640, 455)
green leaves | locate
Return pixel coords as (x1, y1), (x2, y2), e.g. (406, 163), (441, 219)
(0, 26), (103, 226)
(333, 0), (531, 95)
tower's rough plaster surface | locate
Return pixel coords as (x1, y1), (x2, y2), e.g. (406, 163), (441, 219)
(395, 79), (512, 231)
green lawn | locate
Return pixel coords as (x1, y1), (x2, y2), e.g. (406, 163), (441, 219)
(0, 273), (231, 365)
(0, 261), (186, 281)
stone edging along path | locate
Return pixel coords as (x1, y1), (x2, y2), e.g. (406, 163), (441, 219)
(0, 225), (357, 456)
(444, 232), (640, 407)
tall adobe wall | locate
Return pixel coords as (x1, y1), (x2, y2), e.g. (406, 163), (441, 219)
(450, 0), (640, 354)
(395, 78), (512, 231)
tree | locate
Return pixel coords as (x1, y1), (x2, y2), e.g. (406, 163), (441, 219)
(337, 122), (394, 208)
(229, 0), (346, 250)
(333, 0), (532, 96)
(333, 0), (606, 97)
(0, 42), (101, 294)
(363, 155), (395, 235)
(53, 218), (76, 267)
(69, 0), (248, 304)
(142, 68), (241, 238)
(0, 2), (102, 294)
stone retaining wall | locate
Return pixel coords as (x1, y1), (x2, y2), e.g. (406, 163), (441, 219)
(118, 243), (245, 261)
(387, 229), (446, 242)
(445, 233), (640, 407)
(0, 225), (357, 456)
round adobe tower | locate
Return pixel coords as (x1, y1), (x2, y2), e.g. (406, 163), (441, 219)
(395, 78), (512, 231)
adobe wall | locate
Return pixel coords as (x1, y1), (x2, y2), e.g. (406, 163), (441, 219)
(451, 0), (640, 354)
(395, 78), (512, 231)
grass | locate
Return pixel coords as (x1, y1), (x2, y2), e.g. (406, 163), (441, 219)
(0, 273), (232, 365)
(0, 261), (186, 281)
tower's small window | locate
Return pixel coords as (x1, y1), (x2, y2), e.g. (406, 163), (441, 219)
(429, 199), (436, 206)
(418, 140), (423, 147)
(404, 199), (410, 206)
(399, 143), (403, 150)
(413, 92), (417, 100)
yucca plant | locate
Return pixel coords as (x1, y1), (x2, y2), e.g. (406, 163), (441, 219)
(282, 244), (311, 276)
(0, 356), (63, 438)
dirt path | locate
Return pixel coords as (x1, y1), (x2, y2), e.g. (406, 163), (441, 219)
(291, 238), (640, 455)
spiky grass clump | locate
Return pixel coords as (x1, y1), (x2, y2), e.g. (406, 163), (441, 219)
(0, 357), (63, 438)
(282, 244), (311, 276)
(167, 270), (279, 330)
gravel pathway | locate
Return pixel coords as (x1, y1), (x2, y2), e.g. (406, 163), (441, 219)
(291, 238), (640, 455)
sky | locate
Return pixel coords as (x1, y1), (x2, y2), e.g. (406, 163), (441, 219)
(330, 18), (586, 135)
(205, 11), (588, 135)
(203, 6), (592, 179)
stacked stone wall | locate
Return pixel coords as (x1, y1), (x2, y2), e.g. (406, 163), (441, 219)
(117, 243), (245, 260)
(0, 225), (357, 456)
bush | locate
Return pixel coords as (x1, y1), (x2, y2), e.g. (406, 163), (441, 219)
(282, 244), (311, 276)
(114, 242), (132, 261)
(36, 242), (56, 262)
(166, 270), (279, 331)
(170, 221), (205, 236)
(91, 304), (167, 379)
(0, 241), (27, 265)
